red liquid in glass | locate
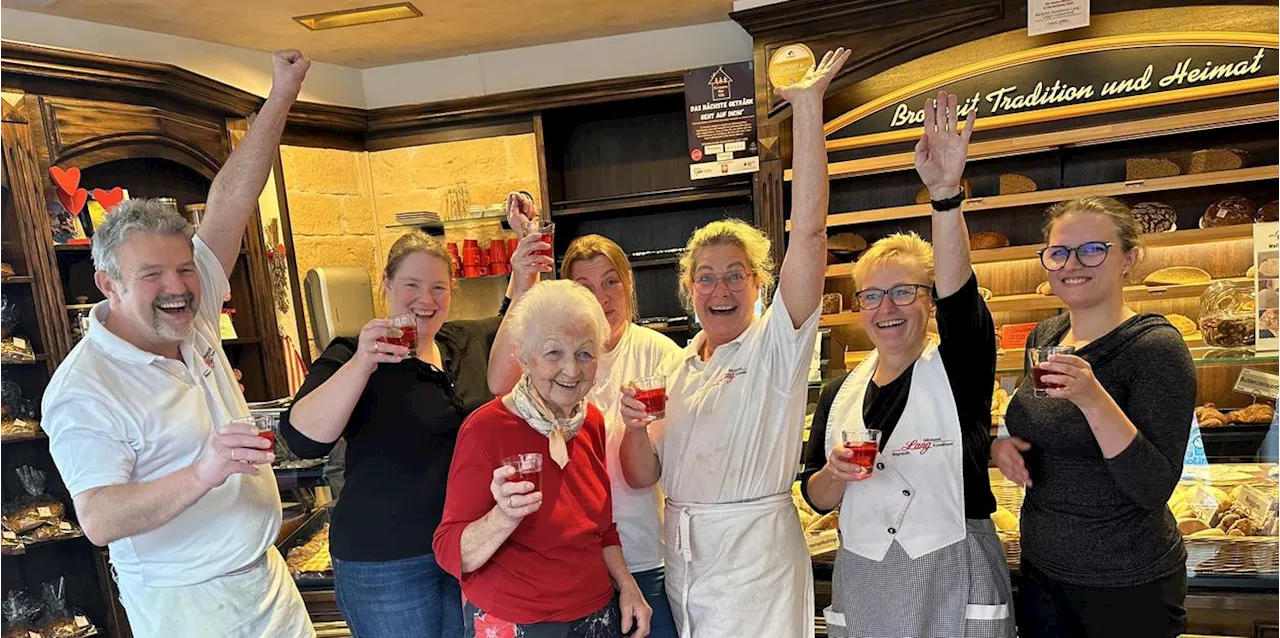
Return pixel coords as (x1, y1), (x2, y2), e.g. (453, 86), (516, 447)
(635, 388), (666, 417)
(534, 232), (553, 258)
(378, 324), (418, 352)
(507, 469), (542, 493)
(1031, 368), (1063, 390)
(256, 429), (276, 453)
(844, 441), (878, 478)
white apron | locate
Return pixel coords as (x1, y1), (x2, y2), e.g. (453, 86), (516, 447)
(822, 343), (1014, 637)
(115, 546), (315, 638)
(664, 493), (813, 638)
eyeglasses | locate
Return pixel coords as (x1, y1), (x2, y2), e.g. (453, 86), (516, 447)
(853, 284), (932, 311)
(692, 271), (752, 295)
(1037, 241), (1113, 271)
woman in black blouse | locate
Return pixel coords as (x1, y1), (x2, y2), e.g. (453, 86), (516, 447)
(994, 196), (1195, 637)
(280, 195), (551, 638)
(800, 93), (1014, 637)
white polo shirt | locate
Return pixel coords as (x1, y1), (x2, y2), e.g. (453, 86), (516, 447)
(42, 236), (281, 588)
(652, 288), (820, 503)
(590, 323), (682, 573)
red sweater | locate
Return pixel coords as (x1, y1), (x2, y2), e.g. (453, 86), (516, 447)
(433, 398), (620, 623)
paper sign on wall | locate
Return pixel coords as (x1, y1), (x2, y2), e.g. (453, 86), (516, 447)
(1255, 221), (1279, 352)
(1028, 0), (1089, 37)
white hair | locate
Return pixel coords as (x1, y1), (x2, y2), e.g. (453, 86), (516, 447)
(91, 199), (193, 279)
(506, 280), (609, 363)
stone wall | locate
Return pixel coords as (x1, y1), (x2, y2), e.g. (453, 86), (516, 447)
(281, 133), (541, 354)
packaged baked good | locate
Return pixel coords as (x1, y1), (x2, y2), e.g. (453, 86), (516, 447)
(1126, 157), (1180, 180)
(1131, 202), (1177, 234)
(1199, 280), (1256, 347)
(1257, 200), (1278, 223)
(1200, 196), (1255, 228)
(969, 232), (1009, 250)
(1164, 314), (1197, 336)
(1144, 266), (1210, 287)
(286, 524), (332, 578)
(1259, 258), (1279, 279)
(1261, 308), (1279, 334)
(998, 174), (1037, 195)
(3, 467), (65, 534)
(1260, 288), (1279, 310)
(38, 578), (95, 638)
(1182, 148), (1251, 174)
(1, 590), (42, 638)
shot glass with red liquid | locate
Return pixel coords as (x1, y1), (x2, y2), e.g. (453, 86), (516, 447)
(633, 376), (667, 419)
(502, 453), (543, 494)
(377, 313), (418, 355)
(251, 415), (276, 454)
(840, 429), (881, 480)
(526, 220), (555, 259)
(1030, 345), (1076, 398)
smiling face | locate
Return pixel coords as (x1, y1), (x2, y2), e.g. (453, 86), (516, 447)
(689, 243), (760, 346)
(857, 261), (933, 357)
(1044, 212), (1137, 310)
(96, 232), (201, 352)
(383, 251), (452, 340)
(523, 322), (600, 417)
(568, 255), (629, 349)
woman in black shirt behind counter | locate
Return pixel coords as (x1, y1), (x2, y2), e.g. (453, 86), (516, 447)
(280, 195), (551, 638)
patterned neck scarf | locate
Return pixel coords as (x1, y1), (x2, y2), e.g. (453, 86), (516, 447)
(510, 374), (586, 468)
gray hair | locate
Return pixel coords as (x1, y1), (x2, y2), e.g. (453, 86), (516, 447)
(91, 199), (194, 279)
(506, 280), (609, 364)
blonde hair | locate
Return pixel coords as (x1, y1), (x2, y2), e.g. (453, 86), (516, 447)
(384, 231), (453, 283)
(1043, 196), (1143, 253)
(677, 218), (775, 313)
(506, 280), (610, 363)
(562, 235), (637, 321)
(852, 232), (935, 290)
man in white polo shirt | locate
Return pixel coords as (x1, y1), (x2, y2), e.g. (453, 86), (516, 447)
(41, 50), (315, 638)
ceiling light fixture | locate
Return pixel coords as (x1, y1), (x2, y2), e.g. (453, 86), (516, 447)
(293, 2), (422, 31)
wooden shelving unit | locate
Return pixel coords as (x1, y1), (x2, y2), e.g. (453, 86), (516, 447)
(552, 182), (751, 217)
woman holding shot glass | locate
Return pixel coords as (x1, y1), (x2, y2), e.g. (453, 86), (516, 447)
(488, 234), (682, 638)
(279, 194), (548, 638)
(995, 196), (1195, 637)
(799, 93), (1014, 637)
(434, 280), (652, 638)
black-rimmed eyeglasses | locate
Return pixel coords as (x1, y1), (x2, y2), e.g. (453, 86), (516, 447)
(1037, 241), (1113, 271)
(853, 284), (932, 311)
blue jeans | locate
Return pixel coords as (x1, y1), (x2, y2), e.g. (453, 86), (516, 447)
(334, 553), (463, 638)
(632, 567), (677, 638)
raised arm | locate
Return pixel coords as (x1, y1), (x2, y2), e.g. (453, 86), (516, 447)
(775, 49), (849, 327)
(196, 50), (310, 277)
(915, 92), (977, 298)
(488, 193), (553, 394)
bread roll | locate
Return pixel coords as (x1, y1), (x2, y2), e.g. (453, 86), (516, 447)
(1187, 527), (1226, 538)
(1131, 202), (1177, 234)
(1164, 314), (1197, 336)
(1177, 517), (1209, 534)
(1126, 157), (1180, 180)
(969, 232), (1009, 250)
(828, 232), (867, 254)
(1182, 148), (1251, 174)
(998, 174), (1037, 195)
(1036, 281), (1053, 296)
(1143, 266), (1211, 286)
(1201, 196), (1255, 228)
(1196, 403), (1229, 427)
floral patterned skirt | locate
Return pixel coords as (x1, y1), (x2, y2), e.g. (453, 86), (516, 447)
(463, 596), (621, 638)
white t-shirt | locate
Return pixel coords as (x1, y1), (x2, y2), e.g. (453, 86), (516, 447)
(42, 236), (281, 588)
(652, 288), (821, 503)
(590, 323), (682, 573)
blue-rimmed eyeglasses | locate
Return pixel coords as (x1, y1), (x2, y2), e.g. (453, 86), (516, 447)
(853, 284), (932, 311)
(1037, 241), (1113, 271)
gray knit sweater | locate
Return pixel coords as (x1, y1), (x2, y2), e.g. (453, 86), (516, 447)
(1005, 313), (1195, 587)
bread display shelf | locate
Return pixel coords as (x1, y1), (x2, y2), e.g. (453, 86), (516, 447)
(824, 226), (1254, 279)
(840, 338), (1278, 372)
(820, 277), (1251, 327)
(798, 165), (1278, 231)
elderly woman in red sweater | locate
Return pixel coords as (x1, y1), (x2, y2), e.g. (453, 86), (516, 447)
(434, 279), (652, 638)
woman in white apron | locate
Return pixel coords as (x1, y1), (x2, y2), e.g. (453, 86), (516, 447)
(616, 48), (850, 638)
(800, 93), (1016, 638)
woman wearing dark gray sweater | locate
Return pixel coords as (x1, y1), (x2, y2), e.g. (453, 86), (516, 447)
(994, 196), (1196, 638)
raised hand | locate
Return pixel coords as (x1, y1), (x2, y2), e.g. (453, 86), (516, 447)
(913, 91), (976, 199)
(775, 47), (851, 106)
(352, 317), (411, 373)
(270, 49), (311, 101)
(505, 191), (538, 238)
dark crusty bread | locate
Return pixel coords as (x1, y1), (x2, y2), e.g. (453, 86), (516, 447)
(1131, 202), (1177, 234)
(1256, 200), (1278, 223)
(998, 174), (1037, 195)
(1126, 157), (1180, 180)
(1201, 196), (1255, 228)
(969, 232), (1009, 250)
(1181, 148), (1251, 174)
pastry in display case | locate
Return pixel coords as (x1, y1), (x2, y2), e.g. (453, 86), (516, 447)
(278, 508), (334, 588)
(1, 467), (82, 547)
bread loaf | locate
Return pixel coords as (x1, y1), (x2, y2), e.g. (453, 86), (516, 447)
(969, 232), (1009, 250)
(1164, 314), (1197, 336)
(1143, 266), (1211, 286)
(1182, 148), (1251, 174)
(1258, 201), (1279, 223)
(1201, 196), (1255, 228)
(998, 174), (1037, 195)
(1126, 157), (1180, 180)
(1036, 281), (1053, 296)
(914, 180), (971, 204)
(1131, 202), (1177, 234)
(821, 293), (843, 315)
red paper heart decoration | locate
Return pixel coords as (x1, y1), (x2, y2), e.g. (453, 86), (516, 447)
(49, 166), (80, 195)
(57, 187), (88, 217)
(92, 187), (125, 212)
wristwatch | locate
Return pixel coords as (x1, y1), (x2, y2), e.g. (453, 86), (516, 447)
(930, 191), (965, 212)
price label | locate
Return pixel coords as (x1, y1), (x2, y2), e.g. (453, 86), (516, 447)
(36, 506), (52, 517)
(2, 531), (16, 540)
(74, 616), (89, 628)
(12, 419), (27, 429)
(1236, 485), (1275, 524)
(58, 521), (72, 533)
(28, 631), (42, 638)
(13, 337), (27, 350)
(1235, 368), (1280, 400)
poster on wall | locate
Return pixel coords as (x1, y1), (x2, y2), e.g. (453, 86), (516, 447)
(685, 62), (759, 180)
(1255, 221), (1279, 352)
(1028, 0), (1089, 37)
